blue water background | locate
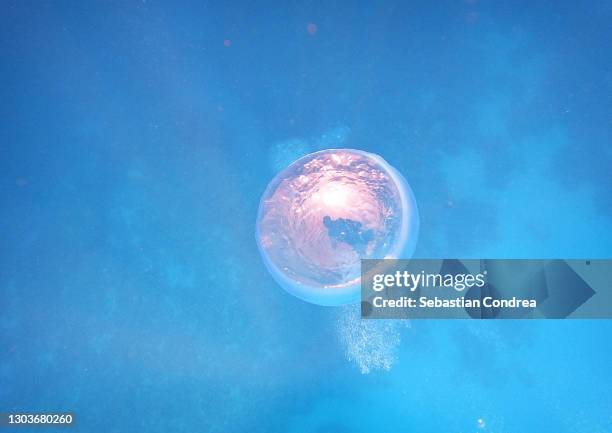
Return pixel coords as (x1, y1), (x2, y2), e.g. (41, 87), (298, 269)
(1, 1), (611, 432)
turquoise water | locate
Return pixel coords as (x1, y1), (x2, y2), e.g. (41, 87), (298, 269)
(1, 1), (611, 432)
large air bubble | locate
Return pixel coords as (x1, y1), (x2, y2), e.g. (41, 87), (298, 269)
(256, 149), (419, 306)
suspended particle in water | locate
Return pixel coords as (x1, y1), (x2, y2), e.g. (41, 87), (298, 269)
(268, 138), (312, 174)
(256, 149), (419, 306)
(314, 125), (351, 150)
(306, 23), (318, 35)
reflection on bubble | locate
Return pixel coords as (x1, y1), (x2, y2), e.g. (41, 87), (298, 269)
(336, 304), (407, 374)
(256, 149), (419, 305)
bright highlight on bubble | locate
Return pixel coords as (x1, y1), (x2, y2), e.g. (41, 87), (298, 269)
(256, 149), (419, 306)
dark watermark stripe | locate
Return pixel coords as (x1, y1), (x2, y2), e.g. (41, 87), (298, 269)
(361, 259), (611, 319)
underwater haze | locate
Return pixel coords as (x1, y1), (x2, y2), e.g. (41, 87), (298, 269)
(1, 1), (611, 432)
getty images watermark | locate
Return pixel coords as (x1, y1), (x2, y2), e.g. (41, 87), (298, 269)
(361, 259), (611, 319)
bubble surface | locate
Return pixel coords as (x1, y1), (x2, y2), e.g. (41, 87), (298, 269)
(256, 149), (419, 305)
